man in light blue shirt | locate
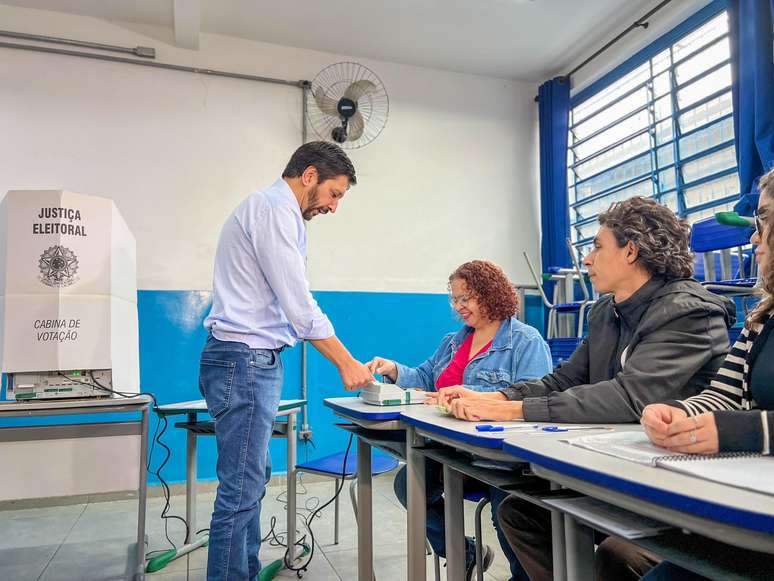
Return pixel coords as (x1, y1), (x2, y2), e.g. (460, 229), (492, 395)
(200, 141), (374, 581)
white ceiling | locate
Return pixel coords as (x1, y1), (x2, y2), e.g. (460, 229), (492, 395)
(1, 0), (659, 81)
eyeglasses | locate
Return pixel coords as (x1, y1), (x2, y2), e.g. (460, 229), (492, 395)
(449, 294), (472, 307)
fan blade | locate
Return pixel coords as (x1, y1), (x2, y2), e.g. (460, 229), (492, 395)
(313, 87), (339, 116)
(347, 112), (365, 141)
(343, 80), (377, 102)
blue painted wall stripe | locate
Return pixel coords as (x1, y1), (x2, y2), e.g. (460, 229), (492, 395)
(0, 290), (544, 486)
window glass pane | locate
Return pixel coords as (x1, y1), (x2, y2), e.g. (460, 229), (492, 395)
(672, 12), (729, 63)
(681, 145), (737, 184)
(653, 71), (671, 98)
(573, 86), (649, 140)
(652, 48), (672, 75)
(679, 116), (735, 159)
(574, 221), (599, 241)
(573, 63), (650, 124)
(575, 153), (652, 201)
(574, 109), (650, 160)
(657, 144), (675, 167)
(654, 95), (672, 121)
(677, 64), (732, 108)
(574, 133), (650, 180)
(684, 173), (740, 209)
(675, 37), (730, 85)
(660, 192), (678, 212)
(678, 90), (732, 133)
(659, 168), (677, 192)
(655, 119), (673, 145)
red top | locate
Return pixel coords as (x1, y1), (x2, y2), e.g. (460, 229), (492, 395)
(435, 333), (493, 389)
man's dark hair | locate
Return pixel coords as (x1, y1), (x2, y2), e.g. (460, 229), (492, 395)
(282, 141), (357, 186)
(598, 196), (694, 280)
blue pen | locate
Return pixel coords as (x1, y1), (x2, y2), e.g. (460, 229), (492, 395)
(476, 424), (538, 432)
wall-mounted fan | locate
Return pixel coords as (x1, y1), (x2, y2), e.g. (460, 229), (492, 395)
(307, 62), (389, 149)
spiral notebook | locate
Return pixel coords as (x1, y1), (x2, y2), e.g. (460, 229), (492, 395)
(567, 431), (774, 496)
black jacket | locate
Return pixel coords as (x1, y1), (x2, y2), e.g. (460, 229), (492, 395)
(499, 277), (736, 423)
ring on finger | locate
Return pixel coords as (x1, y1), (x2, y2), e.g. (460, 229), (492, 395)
(689, 430), (697, 444)
(690, 415), (699, 428)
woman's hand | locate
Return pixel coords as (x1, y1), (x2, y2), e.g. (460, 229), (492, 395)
(366, 356), (398, 382)
(640, 404), (687, 447)
(661, 412), (719, 454)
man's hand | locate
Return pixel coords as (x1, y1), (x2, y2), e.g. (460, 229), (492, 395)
(366, 356), (398, 382)
(437, 386), (505, 407)
(662, 412), (719, 454)
(450, 399), (523, 422)
(640, 404), (687, 447)
(422, 390), (440, 405)
(338, 359), (375, 391)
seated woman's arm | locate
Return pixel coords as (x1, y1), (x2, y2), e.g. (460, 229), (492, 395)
(368, 333), (456, 392)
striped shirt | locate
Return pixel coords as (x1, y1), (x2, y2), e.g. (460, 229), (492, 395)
(671, 319), (772, 454)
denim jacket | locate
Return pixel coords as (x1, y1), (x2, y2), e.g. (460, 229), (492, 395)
(392, 316), (552, 392)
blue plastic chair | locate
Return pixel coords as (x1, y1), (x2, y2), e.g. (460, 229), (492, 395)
(548, 337), (584, 367)
(690, 216), (756, 291)
(295, 449), (399, 546)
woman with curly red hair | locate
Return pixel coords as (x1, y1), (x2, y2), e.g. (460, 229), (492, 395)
(367, 259), (551, 580)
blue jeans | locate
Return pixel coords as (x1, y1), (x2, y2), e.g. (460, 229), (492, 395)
(393, 462), (529, 580)
(199, 335), (284, 581)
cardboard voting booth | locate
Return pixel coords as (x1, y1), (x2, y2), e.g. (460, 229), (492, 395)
(0, 190), (139, 398)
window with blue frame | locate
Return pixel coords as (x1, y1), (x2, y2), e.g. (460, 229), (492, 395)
(567, 10), (739, 257)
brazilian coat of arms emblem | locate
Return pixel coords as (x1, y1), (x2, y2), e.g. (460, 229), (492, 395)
(39, 245), (79, 288)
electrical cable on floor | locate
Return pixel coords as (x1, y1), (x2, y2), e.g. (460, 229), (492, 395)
(56, 372), (190, 554)
(282, 433), (355, 575)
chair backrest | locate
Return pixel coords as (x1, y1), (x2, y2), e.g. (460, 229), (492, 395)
(690, 217), (753, 253)
(548, 337), (583, 367)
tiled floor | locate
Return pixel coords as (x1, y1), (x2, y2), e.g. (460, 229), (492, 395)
(0, 470), (513, 580)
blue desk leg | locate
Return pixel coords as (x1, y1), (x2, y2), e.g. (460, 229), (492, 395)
(564, 514), (595, 581)
(406, 425), (427, 581)
(185, 412), (197, 544)
(286, 412), (297, 563)
(551, 482), (567, 581)
(357, 436), (373, 581)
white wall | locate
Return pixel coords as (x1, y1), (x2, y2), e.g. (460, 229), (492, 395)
(0, 4), (540, 294)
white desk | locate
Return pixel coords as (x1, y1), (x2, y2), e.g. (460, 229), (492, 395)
(503, 425), (774, 579)
(155, 398), (305, 563)
(0, 395), (153, 580)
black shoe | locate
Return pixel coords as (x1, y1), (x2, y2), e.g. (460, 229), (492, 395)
(465, 544), (494, 581)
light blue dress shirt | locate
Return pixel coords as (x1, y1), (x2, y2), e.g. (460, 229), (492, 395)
(204, 178), (335, 349)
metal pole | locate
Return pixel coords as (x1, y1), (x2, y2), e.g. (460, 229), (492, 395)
(0, 40), (307, 87)
(0, 29), (155, 57)
(286, 412), (298, 563)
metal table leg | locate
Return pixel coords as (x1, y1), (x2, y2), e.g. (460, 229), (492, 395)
(136, 405), (149, 580)
(406, 426), (427, 581)
(564, 514), (595, 581)
(551, 482), (567, 581)
(185, 412), (198, 543)
(286, 412), (297, 563)
(357, 437), (373, 581)
(443, 465), (465, 581)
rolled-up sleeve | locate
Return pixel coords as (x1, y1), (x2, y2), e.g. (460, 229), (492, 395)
(248, 204), (334, 340)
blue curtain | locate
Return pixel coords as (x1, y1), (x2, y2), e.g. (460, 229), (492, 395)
(538, 76), (571, 269)
(730, 0), (774, 216)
